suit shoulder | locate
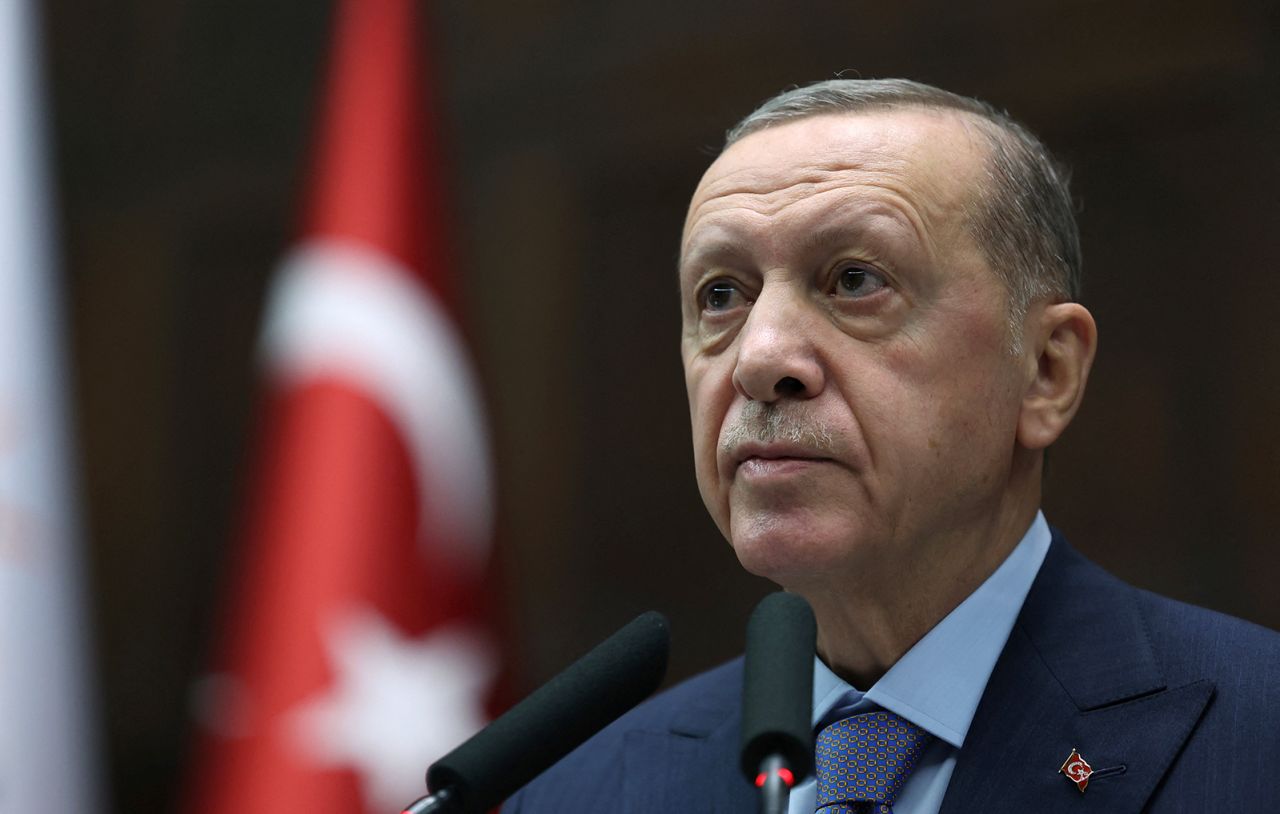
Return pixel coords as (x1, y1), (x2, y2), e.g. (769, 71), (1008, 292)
(501, 658), (743, 812)
(624, 656), (745, 732)
(1048, 532), (1279, 681)
(558, 655), (742, 749)
(1132, 584), (1280, 685)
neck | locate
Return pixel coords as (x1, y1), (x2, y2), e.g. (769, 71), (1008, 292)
(798, 463), (1041, 690)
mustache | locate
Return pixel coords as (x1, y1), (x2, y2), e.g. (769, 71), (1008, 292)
(720, 402), (835, 454)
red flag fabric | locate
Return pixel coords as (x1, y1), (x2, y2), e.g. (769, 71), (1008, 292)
(185, 2), (497, 812)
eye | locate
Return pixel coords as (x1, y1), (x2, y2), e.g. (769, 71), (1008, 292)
(701, 279), (749, 313)
(832, 265), (888, 299)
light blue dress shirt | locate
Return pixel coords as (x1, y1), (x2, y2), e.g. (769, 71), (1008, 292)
(788, 512), (1052, 814)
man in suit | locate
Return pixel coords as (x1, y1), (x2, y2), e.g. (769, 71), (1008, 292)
(504, 79), (1280, 812)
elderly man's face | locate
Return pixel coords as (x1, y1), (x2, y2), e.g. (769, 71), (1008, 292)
(679, 110), (1032, 588)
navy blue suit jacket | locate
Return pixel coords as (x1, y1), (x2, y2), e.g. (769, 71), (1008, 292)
(504, 532), (1280, 812)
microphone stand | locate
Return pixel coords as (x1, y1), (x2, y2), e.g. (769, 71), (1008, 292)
(401, 788), (459, 814)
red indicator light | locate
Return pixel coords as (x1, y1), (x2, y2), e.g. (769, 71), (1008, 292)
(754, 767), (797, 788)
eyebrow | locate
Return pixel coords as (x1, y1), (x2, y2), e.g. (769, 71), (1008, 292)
(681, 224), (874, 271)
(679, 203), (924, 278)
(678, 236), (751, 275)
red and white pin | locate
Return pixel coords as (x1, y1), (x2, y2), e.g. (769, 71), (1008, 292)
(1059, 748), (1094, 792)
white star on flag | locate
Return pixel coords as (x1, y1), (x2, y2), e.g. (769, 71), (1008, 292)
(181, 4), (505, 812)
(288, 606), (496, 811)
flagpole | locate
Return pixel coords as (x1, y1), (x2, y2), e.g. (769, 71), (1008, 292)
(0, 0), (103, 811)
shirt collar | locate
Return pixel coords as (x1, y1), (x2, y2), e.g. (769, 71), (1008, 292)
(809, 511), (1052, 748)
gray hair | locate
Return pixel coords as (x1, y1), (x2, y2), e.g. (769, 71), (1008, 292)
(726, 79), (1081, 345)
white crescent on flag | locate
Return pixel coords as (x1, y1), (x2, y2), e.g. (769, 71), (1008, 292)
(183, 3), (504, 812)
(260, 238), (494, 570)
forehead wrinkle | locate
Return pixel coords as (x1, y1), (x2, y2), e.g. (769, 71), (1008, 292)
(682, 111), (990, 274)
(686, 150), (877, 229)
(690, 147), (910, 214)
(685, 168), (853, 244)
(684, 177), (938, 271)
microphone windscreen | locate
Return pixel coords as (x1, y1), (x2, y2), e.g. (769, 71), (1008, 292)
(740, 591), (816, 782)
(426, 611), (670, 812)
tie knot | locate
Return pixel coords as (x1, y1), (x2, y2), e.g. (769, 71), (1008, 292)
(814, 710), (933, 813)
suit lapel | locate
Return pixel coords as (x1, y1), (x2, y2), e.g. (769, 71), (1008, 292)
(621, 663), (759, 814)
(940, 537), (1214, 814)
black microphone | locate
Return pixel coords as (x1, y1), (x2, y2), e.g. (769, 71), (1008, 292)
(740, 592), (816, 814)
(404, 611), (670, 814)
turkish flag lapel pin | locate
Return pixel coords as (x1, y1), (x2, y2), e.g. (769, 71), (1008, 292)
(1058, 747), (1094, 792)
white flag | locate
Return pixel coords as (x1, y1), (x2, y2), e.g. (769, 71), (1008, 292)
(0, 1), (102, 811)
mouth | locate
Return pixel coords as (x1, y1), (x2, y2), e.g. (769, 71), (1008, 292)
(729, 442), (835, 478)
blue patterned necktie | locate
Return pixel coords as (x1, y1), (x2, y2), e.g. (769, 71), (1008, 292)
(814, 709), (934, 814)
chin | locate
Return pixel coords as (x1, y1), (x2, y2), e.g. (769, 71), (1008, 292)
(728, 520), (859, 586)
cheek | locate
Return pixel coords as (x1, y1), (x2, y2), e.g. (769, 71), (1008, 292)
(685, 361), (733, 527)
(874, 325), (1019, 448)
(901, 354), (1024, 477)
(689, 412), (717, 493)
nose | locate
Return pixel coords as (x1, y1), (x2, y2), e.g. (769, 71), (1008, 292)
(731, 285), (825, 402)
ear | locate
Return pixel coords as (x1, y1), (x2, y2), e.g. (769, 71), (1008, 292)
(1017, 302), (1097, 450)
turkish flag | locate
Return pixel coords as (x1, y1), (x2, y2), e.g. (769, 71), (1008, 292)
(183, 2), (499, 812)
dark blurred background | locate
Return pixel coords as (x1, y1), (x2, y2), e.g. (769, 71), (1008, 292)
(41, 0), (1279, 811)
